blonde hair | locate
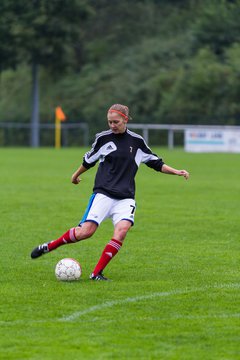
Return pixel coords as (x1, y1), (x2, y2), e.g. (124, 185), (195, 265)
(108, 104), (132, 121)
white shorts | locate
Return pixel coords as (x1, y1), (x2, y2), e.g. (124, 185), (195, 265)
(79, 193), (136, 227)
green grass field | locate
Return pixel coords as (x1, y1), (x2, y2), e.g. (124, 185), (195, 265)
(0, 148), (239, 360)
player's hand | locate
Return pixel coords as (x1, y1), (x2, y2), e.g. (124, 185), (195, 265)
(178, 170), (189, 180)
(71, 175), (81, 184)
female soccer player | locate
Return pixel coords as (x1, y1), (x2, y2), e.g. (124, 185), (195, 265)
(31, 104), (189, 280)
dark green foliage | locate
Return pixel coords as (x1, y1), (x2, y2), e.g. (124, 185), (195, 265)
(0, 0), (19, 70)
(191, 0), (240, 55)
(0, 0), (93, 72)
(1, 0), (240, 141)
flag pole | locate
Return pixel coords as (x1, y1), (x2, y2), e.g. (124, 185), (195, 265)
(55, 107), (66, 149)
(55, 117), (61, 149)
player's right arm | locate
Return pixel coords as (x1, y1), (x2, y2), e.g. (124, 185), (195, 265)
(71, 164), (88, 184)
(71, 132), (104, 185)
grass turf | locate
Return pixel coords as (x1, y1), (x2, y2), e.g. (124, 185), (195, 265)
(0, 148), (239, 360)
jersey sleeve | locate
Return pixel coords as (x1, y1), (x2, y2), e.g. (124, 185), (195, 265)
(138, 138), (164, 171)
(82, 134), (102, 169)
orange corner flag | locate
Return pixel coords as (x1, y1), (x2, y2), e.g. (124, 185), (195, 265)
(55, 106), (66, 121)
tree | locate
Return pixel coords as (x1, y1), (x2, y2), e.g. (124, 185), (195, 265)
(0, 0), (93, 146)
(191, 0), (240, 56)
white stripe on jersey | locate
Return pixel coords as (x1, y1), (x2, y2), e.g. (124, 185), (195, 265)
(127, 129), (152, 151)
(86, 130), (113, 159)
(85, 141), (117, 165)
(126, 129), (160, 166)
(134, 148), (159, 167)
(95, 129), (112, 141)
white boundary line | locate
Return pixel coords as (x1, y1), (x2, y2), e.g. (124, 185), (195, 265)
(60, 289), (185, 322)
(1, 283), (239, 325)
(59, 283), (240, 322)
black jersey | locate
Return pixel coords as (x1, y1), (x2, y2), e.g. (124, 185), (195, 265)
(82, 129), (164, 199)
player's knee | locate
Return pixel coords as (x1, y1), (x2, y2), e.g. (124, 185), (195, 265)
(75, 223), (97, 240)
(114, 223), (131, 241)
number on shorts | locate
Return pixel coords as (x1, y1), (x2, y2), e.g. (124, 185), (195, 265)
(130, 205), (136, 214)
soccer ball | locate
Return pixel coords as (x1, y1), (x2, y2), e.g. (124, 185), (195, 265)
(55, 258), (82, 281)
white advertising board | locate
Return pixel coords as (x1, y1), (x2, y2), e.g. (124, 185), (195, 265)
(185, 128), (240, 153)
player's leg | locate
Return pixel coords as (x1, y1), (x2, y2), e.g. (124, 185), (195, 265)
(112, 219), (133, 242)
(30, 221), (98, 259)
(48, 221), (98, 250)
(30, 193), (112, 259)
(90, 198), (136, 280)
(90, 220), (132, 280)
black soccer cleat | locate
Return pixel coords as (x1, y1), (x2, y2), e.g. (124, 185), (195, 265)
(89, 271), (110, 281)
(31, 243), (49, 259)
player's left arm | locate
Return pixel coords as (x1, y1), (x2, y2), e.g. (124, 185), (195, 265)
(161, 164), (190, 180)
(139, 138), (189, 180)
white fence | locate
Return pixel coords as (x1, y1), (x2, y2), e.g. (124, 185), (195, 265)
(1, 122), (240, 150)
(128, 123), (240, 151)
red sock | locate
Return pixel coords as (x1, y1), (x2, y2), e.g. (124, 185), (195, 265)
(48, 228), (77, 251)
(92, 238), (122, 276)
